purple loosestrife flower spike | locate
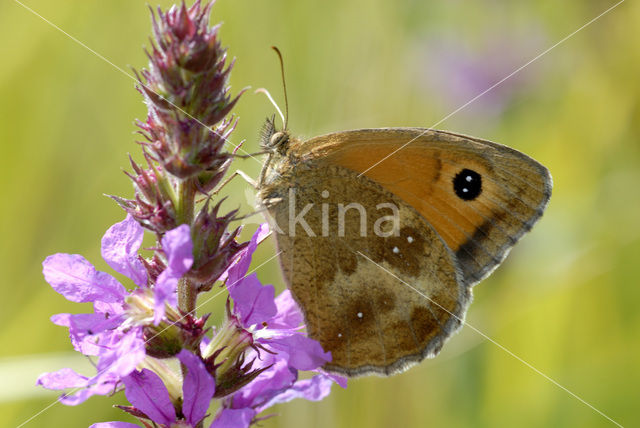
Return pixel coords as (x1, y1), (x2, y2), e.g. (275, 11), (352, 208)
(136, 0), (244, 182)
(41, 2), (346, 425)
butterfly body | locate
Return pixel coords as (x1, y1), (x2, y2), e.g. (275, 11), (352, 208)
(258, 123), (552, 377)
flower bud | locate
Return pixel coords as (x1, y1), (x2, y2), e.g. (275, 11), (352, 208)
(135, 0), (243, 181)
(189, 199), (248, 290)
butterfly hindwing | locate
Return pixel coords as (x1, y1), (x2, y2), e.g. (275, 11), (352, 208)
(261, 156), (469, 376)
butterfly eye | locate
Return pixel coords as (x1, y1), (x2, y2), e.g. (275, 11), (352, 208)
(269, 131), (289, 148)
(453, 168), (482, 201)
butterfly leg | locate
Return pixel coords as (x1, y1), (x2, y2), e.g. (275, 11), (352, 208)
(210, 169), (258, 196)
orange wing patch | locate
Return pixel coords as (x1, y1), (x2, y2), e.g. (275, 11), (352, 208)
(325, 143), (497, 252)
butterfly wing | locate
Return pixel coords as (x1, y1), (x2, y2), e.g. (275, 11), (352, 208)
(259, 128), (551, 376)
(297, 128), (552, 287)
(261, 154), (470, 376)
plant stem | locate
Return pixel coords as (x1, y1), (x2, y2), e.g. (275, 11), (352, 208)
(176, 178), (196, 225)
(176, 177), (197, 315)
(178, 276), (198, 315)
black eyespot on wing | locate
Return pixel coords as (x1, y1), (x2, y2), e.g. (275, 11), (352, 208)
(453, 169), (482, 201)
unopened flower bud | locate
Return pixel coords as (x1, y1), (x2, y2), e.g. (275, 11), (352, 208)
(136, 0), (243, 181)
(189, 199), (247, 290)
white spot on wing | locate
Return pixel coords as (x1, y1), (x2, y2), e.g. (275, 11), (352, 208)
(357, 312), (363, 319)
(392, 246), (400, 254)
(407, 236), (414, 243)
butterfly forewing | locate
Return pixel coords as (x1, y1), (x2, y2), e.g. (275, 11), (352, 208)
(259, 127), (551, 376)
(309, 128), (552, 287)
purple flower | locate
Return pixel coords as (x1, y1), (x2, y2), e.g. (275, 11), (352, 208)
(153, 224), (194, 324)
(416, 30), (546, 120)
(90, 350), (214, 428)
(213, 354), (346, 428)
(220, 222), (270, 287)
(230, 284), (331, 371)
(37, 216), (193, 404)
(205, 224), (347, 427)
(205, 223), (331, 373)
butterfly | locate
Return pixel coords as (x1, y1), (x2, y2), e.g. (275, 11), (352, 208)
(256, 50), (552, 377)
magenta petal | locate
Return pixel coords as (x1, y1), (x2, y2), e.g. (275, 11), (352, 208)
(258, 374), (337, 412)
(101, 215), (147, 287)
(94, 300), (126, 318)
(96, 329), (146, 380)
(200, 335), (211, 355)
(50, 313), (72, 327)
(162, 224), (194, 273)
(222, 223), (269, 285)
(269, 290), (303, 329)
(43, 254), (126, 303)
(210, 408), (255, 428)
(90, 423), (141, 428)
(36, 368), (88, 390)
(231, 357), (296, 409)
(59, 374), (120, 405)
(153, 224), (193, 324)
(324, 372), (348, 389)
(53, 312), (122, 356)
(265, 334), (331, 371)
(152, 274), (178, 324)
(36, 368), (119, 406)
(123, 369), (176, 425)
(229, 274), (276, 327)
(177, 350), (215, 424)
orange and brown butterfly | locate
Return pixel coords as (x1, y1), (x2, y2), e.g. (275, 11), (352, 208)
(256, 48), (552, 377)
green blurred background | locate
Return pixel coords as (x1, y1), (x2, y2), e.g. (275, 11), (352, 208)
(1, 0), (638, 426)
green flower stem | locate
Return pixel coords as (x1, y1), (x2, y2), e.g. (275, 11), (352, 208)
(178, 276), (198, 315)
(176, 177), (197, 315)
(175, 178), (196, 226)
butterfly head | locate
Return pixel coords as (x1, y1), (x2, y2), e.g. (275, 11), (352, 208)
(260, 115), (291, 156)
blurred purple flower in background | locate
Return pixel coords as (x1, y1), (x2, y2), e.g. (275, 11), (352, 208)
(415, 29), (547, 121)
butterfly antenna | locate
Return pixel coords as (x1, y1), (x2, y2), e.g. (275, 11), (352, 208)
(255, 88), (285, 126)
(272, 46), (289, 130)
